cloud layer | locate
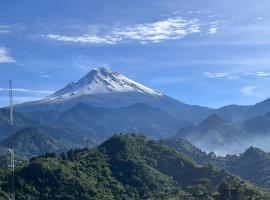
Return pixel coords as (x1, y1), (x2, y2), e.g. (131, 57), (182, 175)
(45, 17), (211, 44)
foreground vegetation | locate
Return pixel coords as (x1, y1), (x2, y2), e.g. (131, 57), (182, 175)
(0, 134), (269, 199)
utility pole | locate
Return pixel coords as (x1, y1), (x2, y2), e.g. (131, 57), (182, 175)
(8, 80), (15, 200)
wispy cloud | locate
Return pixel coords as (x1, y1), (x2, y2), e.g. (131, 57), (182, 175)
(254, 17), (264, 22)
(44, 17), (213, 44)
(207, 21), (218, 34)
(203, 72), (228, 78)
(0, 88), (54, 94)
(42, 74), (52, 79)
(0, 47), (15, 63)
(40, 72), (52, 79)
(241, 85), (256, 96)
(46, 34), (120, 44)
(0, 96), (44, 107)
(112, 18), (200, 43)
(0, 25), (10, 34)
(255, 71), (270, 77)
(203, 72), (239, 80)
(208, 27), (218, 34)
(204, 71), (270, 80)
(244, 71), (270, 77)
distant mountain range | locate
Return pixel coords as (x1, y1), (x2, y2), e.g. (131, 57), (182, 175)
(1, 67), (270, 154)
(176, 112), (270, 154)
(1, 102), (190, 149)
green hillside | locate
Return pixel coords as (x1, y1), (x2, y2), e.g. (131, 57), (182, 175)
(164, 138), (270, 189)
(0, 134), (268, 200)
(1, 127), (67, 159)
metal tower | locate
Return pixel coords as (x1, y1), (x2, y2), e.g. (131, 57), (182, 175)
(8, 80), (15, 200)
(83, 135), (89, 148)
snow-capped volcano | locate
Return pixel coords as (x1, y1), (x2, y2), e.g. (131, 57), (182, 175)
(17, 67), (211, 123)
(46, 68), (162, 102)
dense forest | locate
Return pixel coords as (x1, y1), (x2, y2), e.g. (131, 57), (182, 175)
(0, 134), (269, 200)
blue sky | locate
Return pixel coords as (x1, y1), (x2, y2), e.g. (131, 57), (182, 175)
(1, 0), (270, 108)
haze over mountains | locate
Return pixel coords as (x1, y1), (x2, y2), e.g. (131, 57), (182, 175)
(2, 67), (270, 154)
(1, 68), (270, 198)
(163, 137), (270, 189)
(176, 112), (270, 155)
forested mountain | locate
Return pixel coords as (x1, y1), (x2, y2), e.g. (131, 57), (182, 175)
(0, 134), (268, 200)
(56, 102), (189, 139)
(163, 138), (270, 189)
(0, 101), (191, 153)
(0, 127), (67, 159)
(20, 102), (190, 143)
(242, 111), (270, 134)
(0, 109), (39, 140)
(175, 114), (247, 154)
(176, 112), (270, 154)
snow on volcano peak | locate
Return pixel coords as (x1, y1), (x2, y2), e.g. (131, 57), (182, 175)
(46, 67), (163, 101)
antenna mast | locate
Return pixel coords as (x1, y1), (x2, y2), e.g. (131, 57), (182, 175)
(8, 80), (15, 200)
(83, 135), (89, 148)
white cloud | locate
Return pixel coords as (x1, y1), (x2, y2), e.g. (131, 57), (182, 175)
(40, 72), (52, 79)
(0, 96), (44, 107)
(203, 71), (270, 80)
(42, 74), (52, 78)
(112, 17), (201, 43)
(243, 71), (270, 77)
(46, 34), (120, 44)
(45, 17), (203, 44)
(0, 25), (10, 34)
(255, 71), (270, 77)
(203, 72), (239, 80)
(254, 17), (264, 21)
(208, 27), (217, 34)
(203, 72), (228, 78)
(0, 47), (15, 63)
(0, 88), (54, 94)
(241, 85), (256, 96)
